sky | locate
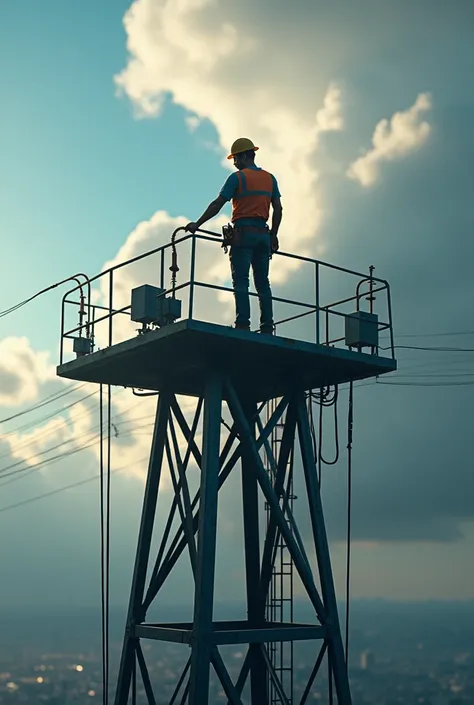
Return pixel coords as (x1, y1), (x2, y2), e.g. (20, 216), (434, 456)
(0, 0), (473, 613)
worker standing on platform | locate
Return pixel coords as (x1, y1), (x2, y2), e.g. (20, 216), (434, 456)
(185, 138), (283, 334)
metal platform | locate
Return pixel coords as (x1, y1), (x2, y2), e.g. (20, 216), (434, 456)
(56, 318), (396, 399)
(134, 620), (325, 645)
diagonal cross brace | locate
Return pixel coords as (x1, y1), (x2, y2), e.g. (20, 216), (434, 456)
(143, 395), (290, 611)
(296, 392), (352, 705)
(225, 380), (326, 621)
(256, 408), (310, 569)
(165, 418), (198, 576)
(258, 395), (298, 615)
(211, 647), (245, 705)
(148, 397), (203, 591)
(260, 644), (291, 705)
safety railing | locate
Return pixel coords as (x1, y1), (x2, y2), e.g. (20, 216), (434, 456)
(59, 227), (395, 365)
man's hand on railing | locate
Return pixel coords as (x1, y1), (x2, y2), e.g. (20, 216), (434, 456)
(185, 222), (199, 234)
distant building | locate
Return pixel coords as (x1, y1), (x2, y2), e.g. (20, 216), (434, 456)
(360, 650), (375, 671)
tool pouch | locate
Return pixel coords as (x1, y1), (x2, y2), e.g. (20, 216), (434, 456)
(222, 223), (236, 254)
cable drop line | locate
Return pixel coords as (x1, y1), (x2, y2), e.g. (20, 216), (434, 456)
(99, 384), (106, 705)
(105, 384), (111, 705)
(318, 386), (323, 486)
(345, 381), (354, 669)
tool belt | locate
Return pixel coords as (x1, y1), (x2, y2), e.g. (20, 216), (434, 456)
(221, 224), (235, 253)
(221, 223), (270, 253)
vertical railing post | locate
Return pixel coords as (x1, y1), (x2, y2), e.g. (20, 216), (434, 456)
(315, 262), (320, 345)
(188, 373), (223, 704)
(160, 249), (165, 290)
(189, 235), (197, 320)
(386, 282), (395, 359)
(91, 305), (97, 353)
(108, 271), (114, 348)
(60, 298), (65, 365)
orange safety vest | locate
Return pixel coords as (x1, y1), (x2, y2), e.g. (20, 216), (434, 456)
(232, 168), (274, 222)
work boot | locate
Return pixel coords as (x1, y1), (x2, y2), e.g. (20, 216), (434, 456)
(234, 322), (250, 331)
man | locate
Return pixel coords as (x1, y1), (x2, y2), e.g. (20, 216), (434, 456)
(185, 137), (283, 334)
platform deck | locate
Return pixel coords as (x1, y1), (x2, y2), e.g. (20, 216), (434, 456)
(57, 319), (396, 400)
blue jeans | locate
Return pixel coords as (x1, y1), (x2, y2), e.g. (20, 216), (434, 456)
(229, 227), (274, 329)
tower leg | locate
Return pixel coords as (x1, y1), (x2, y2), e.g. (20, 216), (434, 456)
(188, 374), (223, 705)
(241, 397), (268, 703)
(113, 389), (171, 705)
(296, 393), (352, 705)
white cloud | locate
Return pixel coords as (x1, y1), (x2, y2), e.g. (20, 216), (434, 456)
(115, 0), (346, 266)
(0, 338), (54, 408)
(185, 115), (201, 132)
(347, 93), (432, 187)
(95, 209), (231, 346)
(315, 84), (344, 133)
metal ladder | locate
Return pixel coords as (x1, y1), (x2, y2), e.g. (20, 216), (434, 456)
(265, 398), (295, 704)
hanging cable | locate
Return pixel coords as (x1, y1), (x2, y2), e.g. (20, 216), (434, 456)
(105, 385), (111, 705)
(0, 450), (150, 515)
(99, 386), (106, 705)
(345, 381), (354, 668)
(0, 274), (89, 319)
(381, 344), (474, 352)
(169, 227), (184, 298)
(318, 386), (339, 468)
(307, 393), (319, 482)
(0, 384), (87, 425)
(99, 386), (112, 705)
(306, 386), (339, 485)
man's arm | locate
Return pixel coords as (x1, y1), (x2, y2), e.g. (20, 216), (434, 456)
(270, 196), (283, 252)
(185, 195), (227, 233)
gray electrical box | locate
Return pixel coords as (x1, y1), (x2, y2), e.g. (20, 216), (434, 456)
(73, 336), (92, 357)
(131, 285), (165, 324)
(157, 296), (181, 325)
(345, 311), (379, 348)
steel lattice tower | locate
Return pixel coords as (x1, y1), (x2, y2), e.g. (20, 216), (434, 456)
(57, 232), (396, 704)
(58, 320), (396, 705)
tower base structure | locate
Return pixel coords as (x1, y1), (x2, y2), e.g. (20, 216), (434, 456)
(58, 320), (396, 705)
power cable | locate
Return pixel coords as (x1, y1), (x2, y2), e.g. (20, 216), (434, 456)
(377, 379), (474, 387)
(106, 386), (111, 705)
(382, 344), (474, 352)
(5, 389), (99, 437)
(0, 437), (100, 480)
(0, 454), (148, 514)
(99, 385), (107, 705)
(99, 384), (112, 705)
(2, 391), (145, 449)
(389, 372), (474, 379)
(0, 398), (100, 475)
(0, 274), (89, 320)
(0, 416), (156, 486)
(386, 330), (474, 339)
(0, 394), (147, 478)
(345, 382), (353, 668)
(318, 387), (339, 467)
(0, 418), (154, 493)
(0, 397), (102, 464)
(0, 384), (87, 425)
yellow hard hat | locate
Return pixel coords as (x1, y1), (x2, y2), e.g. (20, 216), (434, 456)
(227, 137), (259, 160)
